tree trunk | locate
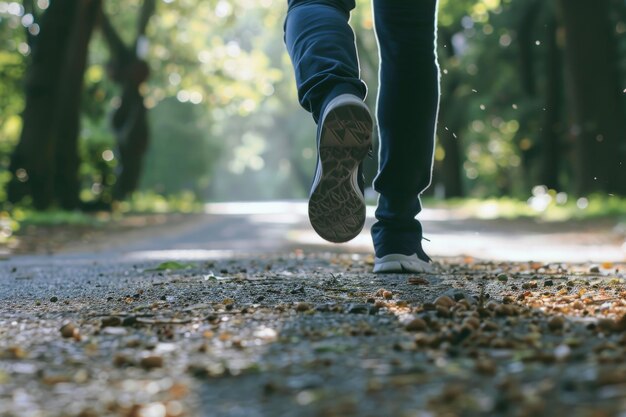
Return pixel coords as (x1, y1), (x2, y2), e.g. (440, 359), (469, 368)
(558, 0), (626, 195)
(436, 29), (464, 198)
(539, 16), (562, 190)
(100, 0), (155, 201)
(8, 0), (77, 209)
(55, 0), (101, 209)
(8, 0), (100, 210)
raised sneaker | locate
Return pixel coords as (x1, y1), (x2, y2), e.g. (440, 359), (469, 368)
(308, 94), (373, 243)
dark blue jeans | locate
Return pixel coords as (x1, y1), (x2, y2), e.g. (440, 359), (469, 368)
(285, 0), (439, 257)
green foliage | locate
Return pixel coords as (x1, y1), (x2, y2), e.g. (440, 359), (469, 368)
(2, 0), (626, 215)
(424, 194), (626, 221)
(146, 260), (195, 271)
(140, 97), (221, 197)
(14, 209), (106, 228)
(117, 190), (201, 214)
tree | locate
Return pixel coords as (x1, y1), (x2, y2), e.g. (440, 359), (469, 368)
(100, 0), (155, 201)
(7, 0), (101, 209)
(558, 0), (626, 195)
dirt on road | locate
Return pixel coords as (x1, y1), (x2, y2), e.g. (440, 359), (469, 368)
(2, 251), (626, 417)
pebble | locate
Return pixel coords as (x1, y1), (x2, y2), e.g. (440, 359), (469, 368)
(122, 316), (138, 326)
(548, 316), (565, 331)
(140, 355), (163, 370)
(3, 346), (26, 359)
(475, 358), (497, 375)
(434, 295), (455, 308)
(113, 353), (131, 367)
(405, 318), (428, 331)
(422, 302), (436, 311)
(436, 305), (451, 318)
(101, 317), (122, 327)
(462, 317), (480, 330)
(60, 323), (78, 338)
(295, 302), (312, 312)
(408, 277), (429, 285)
(443, 290), (476, 304)
(597, 318), (616, 333)
(102, 327), (128, 336)
(481, 320), (499, 331)
(50, 296), (58, 303)
(497, 274), (508, 282)
(347, 304), (372, 315)
(382, 291), (393, 300)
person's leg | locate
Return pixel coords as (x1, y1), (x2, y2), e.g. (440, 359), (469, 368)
(371, 0), (440, 272)
(284, 0), (366, 122)
(285, 0), (373, 243)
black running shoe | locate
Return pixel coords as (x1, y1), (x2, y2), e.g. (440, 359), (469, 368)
(308, 94), (373, 243)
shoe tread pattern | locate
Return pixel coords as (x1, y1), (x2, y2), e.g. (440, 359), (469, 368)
(309, 104), (372, 243)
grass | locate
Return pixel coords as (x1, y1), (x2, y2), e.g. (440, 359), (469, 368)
(421, 193), (626, 222)
(0, 191), (204, 244)
(2, 192), (625, 247)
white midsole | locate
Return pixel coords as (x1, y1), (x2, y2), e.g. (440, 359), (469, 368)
(373, 253), (434, 274)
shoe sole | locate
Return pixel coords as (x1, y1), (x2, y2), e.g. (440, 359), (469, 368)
(373, 254), (434, 274)
(309, 95), (373, 243)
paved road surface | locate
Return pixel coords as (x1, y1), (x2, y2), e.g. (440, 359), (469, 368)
(31, 200), (626, 265)
(1, 201), (626, 417)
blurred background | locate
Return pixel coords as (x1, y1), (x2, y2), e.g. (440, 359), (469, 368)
(0, 0), (625, 235)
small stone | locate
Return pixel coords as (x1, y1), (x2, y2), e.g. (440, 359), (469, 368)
(434, 295), (455, 308)
(2, 346), (26, 359)
(382, 291), (393, 300)
(347, 304), (371, 314)
(113, 353), (131, 367)
(405, 318), (428, 331)
(443, 290), (476, 304)
(497, 274), (508, 282)
(589, 265), (600, 273)
(295, 302), (313, 312)
(598, 318), (616, 333)
(422, 303), (436, 311)
(490, 338), (510, 349)
(548, 316), (565, 331)
(101, 316), (122, 327)
(408, 277), (429, 285)
(495, 304), (514, 317)
(463, 317), (480, 330)
(50, 296), (58, 303)
(615, 315), (626, 331)
(140, 355), (163, 370)
(122, 316), (137, 326)
(102, 327), (128, 336)
(475, 358), (497, 375)
(544, 280), (554, 287)
(436, 305), (451, 318)
(60, 323), (78, 338)
(481, 321), (499, 331)
(521, 281), (538, 290)
(572, 300), (585, 310)
(315, 303), (332, 312)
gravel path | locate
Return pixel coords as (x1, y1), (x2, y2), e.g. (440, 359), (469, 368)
(1, 203), (626, 417)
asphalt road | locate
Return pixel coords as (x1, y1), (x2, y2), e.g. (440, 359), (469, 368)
(22, 200), (625, 265)
(1, 201), (625, 417)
